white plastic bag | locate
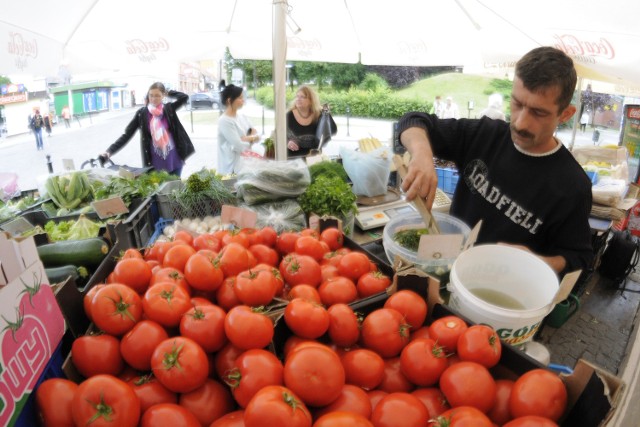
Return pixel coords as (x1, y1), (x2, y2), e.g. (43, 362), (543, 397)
(340, 146), (391, 197)
(0, 173), (20, 201)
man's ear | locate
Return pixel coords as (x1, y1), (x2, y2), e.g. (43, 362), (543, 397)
(559, 105), (577, 124)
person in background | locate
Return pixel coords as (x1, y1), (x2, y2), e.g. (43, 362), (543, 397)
(580, 110), (590, 133)
(429, 95), (444, 118)
(30, 109), (44, 150)
(217, 84), (259, 174)
(441, 96), (460, 119)
(100, 82), (194, 177)
(479, 93), (506, 121)
(61, 106), (71, 128)
(44, 114), (52, 137)
(397, 46), (593, 276)
(286, 85), (337, 158)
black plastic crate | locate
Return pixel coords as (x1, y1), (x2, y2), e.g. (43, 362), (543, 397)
(111, 196), (159, 248)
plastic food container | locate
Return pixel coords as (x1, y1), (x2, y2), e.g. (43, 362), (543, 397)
(382, 211), (470, 274)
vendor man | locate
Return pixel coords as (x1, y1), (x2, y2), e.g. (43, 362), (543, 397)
(397, 46), (593, 276)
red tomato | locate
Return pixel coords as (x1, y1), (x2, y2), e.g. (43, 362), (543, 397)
(225, 348), (284, 408)
(224, 305), (274, 350)
(223, 229), (251, 247)
(257, 226), (278, 247)
(314, 384), (373, 420)
(239, 227), (263, 246)
(249, 243), (280, 266)
(142, 281), (192, 328)
(151, 267), (192, 296)
(184, 252), (224, 292)
(439, 361), (497, 413)
(399, 338), (448, 387)
(368, 390), (389, 412)
(428, 406), (494, 427)
(410, 326), (432, 341)
(214, 343), (245, 381)
(287, 284), (322, 303)
(190, 296), (214, 306)
(456, 324), (502, 368)
(193, 233), (222, 252)
(234, 268), (278, 306)
(163, 243), (197, 272)
(318, 276), (358, 306)
(284, 345), (346, 407)
(488, 379), (515, 425)
(314, 411), (373, 427)
(140, 403), (201, 427)
(113, 257), (152, 294)
(244, 385), (312, 427)
(370, 392), (429, 427)
(35, 378), (77, 427)
(284, 297), (330, 339)
(173, 230), (195, 245)
(180, 304), (228, 353)
(384, 289), (427, 329)
(151, 336), (209, 393)
(320, 227), (344, 251)
(216, 276), (242, 311)
(280, 254), (322, 288)
(128, 374), (178, 414)
(327, 303), (360, 347)
(341, 348), (385, 390)
(90, 283), (143, 336)
(361, 308), (410, 358)
(357, 271), (392, 298)
(120, 319), (169, 371)
(509, 369), (567, 421)
(294, 235), (328, 261)
(503, 415), (560, 427)
(218, 242), (252, 277)
(377, 357), (415, 393)
(72, 375), (140, 427)
(411, 387), (450, 419)
(83, 283), (105, 321)
(179, 379), (235, 426)
(72, 334), (124, 378)
(428, 315), (468, 353)
(337, 251), (371, 281)
(121, 247), (144, 259)
(210, 410), (246, 427)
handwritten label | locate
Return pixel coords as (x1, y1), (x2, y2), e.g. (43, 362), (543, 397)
(221, 205), (257, 228)
(91, 197), (129, 219)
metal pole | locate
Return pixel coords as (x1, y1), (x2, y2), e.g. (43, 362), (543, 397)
(346, 106), (351, 137)
(262, 107), (265, 135)
(190, 110), (194, 133)
(46, 154), (53, 173)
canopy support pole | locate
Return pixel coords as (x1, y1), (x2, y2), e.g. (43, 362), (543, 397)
(568, 76), (583, 152)
(273, 0), (287, 160)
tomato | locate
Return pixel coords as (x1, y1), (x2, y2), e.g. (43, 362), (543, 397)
(140, 403), (201, 427)
(249, 243), (280, 266)
(314, 384), (372, 420)
(234, 267), (278, 306)
(287, 284), (322, 303)
(503, 415), (560, 427)
(190, 296), (214, 306)
(284, 298), (330, 339)
(214, 342), (245, 380)
(90, 283), (143, 336)
(377, 357), (415, 393)
(144, 240), (166, 262)
(142, 281), (192, 328)
(163, 243), (197, 272)
(368, 390), (389, 412)
(318, 276), (358, 306)
(341, 348), (384, 390)
(120, 319), (169, 371)
(384, 289), (427, 329)
(224, 305), (274, 350)
(487, 379), (515, 425)
(114, 257), (152, 294)
(320, 227), (344, 251)
(439, 361), (497, 413)
(225, 348), (284, 408)
(428, 406), (494, 427)
(216, 276), (242, 311)
(280, 254), (322, 288)
(244, 385), (312, 427)
(456, 324), (502, 368)
(370, 392), (429, 427)
(83, 283), (105, 321)
(35, 378), (77, 427)
(128, 374), (178, 414)
(276, 231), (302, 255)
(361, 308), (410, 358)
(180, 304), (228, 353)
(256, 226), (278, 247)
(184, 252), (224, 292)
(357, 271), (392, 298)
(151, 267), (192, 296)
(411, 387), (450, 419)
(173, 230), (195, 245)
(210, 410), (246, 427)
(294, 235), (327, 261)
(223, 229), (251, 247)
(314, 411), (372, 427)
(193, 233), (222, 252)
(72, 335), (124, 379)
(121, 247), (144, 259)
(428, 315), (468, 353)
(399, 337), (448, 387)
(151, 336), (209, 393)
(72, 374), (140, 427)
(218, 242), (252, 277)
(327, 303), (360, 347)
(284, 345), (345, 407)
(410, 326), (431, 341)
(509, 369), (567, 421)
(179, 378), (235, 426)
(337, 251), (371, 281)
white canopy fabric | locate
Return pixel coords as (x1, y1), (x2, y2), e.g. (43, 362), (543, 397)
(3, 0), (640, 157)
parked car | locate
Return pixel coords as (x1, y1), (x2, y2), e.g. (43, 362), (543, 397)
(189, 92), (220, 110)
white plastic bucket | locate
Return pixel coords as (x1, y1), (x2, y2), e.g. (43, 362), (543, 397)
(448, 244), (559, 346)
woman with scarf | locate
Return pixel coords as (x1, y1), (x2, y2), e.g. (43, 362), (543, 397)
(100, 82), (194, 176)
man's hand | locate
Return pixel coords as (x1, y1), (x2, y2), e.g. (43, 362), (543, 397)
(399, 127), (438, 210)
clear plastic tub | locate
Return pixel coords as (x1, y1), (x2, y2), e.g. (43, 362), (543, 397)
(382, 211), (470, 274)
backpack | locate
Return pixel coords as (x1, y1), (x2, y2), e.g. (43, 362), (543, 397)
(33, 115), (43, 129)
(598, 230), (640, 289)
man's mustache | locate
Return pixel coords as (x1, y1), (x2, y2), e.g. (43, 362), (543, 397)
(511, 126), (534, 139)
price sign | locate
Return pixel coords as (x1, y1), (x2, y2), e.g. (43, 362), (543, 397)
(91, 197), (129, 219)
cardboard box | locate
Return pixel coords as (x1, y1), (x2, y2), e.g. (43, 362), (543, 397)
(0, 233), (65, 426)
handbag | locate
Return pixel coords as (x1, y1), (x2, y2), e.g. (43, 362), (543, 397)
(315, 110), (333, 150)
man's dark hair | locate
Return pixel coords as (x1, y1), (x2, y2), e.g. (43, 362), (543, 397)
(221, 84), (244, 107)
(515, 47), (577, 113)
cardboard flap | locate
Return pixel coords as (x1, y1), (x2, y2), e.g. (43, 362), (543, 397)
(417, 234), (464, 261)
(0, 233), (41, 285)
(554, 270), (581, 304)
(462, 220), (482, 251)
(221, 205), (258, 228)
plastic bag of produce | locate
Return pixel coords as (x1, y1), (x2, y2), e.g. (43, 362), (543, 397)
(340, 146), (391, 197)
(235, 158), (311, 205)
(0, 172), (20, 201)
(243, 199), (307, 232)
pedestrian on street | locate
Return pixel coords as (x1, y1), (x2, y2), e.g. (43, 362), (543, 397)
(30, 110), (45, 150)
(580, 110), (590, 133)
(100, 82), (195, 177)
(44, 114), (52, 137)
(397, 46), (593, 276)
(62, 106), (71, 128)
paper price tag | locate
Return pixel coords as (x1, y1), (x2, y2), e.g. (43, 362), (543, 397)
(91, 197), (129, 219)
(62, 159), (76, 171)
(221, 205), (257, 228)
(417, 234), (465, 261)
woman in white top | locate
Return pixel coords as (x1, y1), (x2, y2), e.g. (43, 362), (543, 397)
(217, 84), (259, 174)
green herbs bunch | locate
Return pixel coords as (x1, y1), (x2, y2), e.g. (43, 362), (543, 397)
(298, 175), (357, 218)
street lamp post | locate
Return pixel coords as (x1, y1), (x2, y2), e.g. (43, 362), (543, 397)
(346, 106), (351, 137)
(467, 100), (475, 118)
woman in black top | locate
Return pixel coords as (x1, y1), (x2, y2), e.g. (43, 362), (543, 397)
(286, 85), (337, 158)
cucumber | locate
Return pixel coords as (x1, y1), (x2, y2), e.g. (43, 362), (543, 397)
(45, 265), (79, 283)
(37, 238), (110, 268)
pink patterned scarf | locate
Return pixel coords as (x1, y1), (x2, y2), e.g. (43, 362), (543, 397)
(148, 103), (170, 159)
